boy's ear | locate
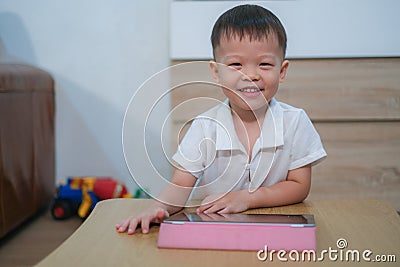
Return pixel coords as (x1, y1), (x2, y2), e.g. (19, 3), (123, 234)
(279, 60), (289, 83)
(209, 60), (220, 83)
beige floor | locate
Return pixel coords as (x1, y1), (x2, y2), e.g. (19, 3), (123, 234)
(0, 209), (81, 267)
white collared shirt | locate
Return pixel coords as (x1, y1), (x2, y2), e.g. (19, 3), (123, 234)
(172, 98), (327, 201)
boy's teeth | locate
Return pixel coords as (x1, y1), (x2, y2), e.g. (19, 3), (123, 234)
(239, 88), (260, 92)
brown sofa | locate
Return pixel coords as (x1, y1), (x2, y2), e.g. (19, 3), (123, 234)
(0, 63), (55, 238)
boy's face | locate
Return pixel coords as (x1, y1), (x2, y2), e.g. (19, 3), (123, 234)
(210, 34), (289, 114)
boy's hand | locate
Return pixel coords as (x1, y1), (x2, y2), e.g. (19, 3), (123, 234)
(115, 208), (169, 234)
(197, 190), (249, 214)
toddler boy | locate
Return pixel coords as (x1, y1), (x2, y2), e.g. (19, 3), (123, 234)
(116, 4), (326, 234)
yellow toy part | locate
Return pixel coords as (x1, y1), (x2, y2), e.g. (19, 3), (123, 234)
(77, 177), (96, 218)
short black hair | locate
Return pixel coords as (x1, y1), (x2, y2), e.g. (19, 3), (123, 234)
(211, 4), (287, 58)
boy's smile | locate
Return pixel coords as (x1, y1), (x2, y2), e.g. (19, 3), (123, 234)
(210, 35), (289, 116)
(237, 86), (263, 98)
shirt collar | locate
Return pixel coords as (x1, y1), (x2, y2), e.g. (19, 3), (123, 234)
(215, 98), (284, 151)
(214, 99), (242, 151)
(258, 97), (284, 149)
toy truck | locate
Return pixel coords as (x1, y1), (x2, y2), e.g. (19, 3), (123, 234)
(51, 176), (129, 220)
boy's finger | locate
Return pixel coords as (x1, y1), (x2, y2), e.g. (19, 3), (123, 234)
(216, 207), (230, 214)
(197, 197), (213, 213)
(200, 203), (224, 214)
(127, 218), (139, 234)
(196, 204), (210, 214)
(116, 218), (131, 232)
(156, 209), (169, 220)
(141, 217), (151, 234)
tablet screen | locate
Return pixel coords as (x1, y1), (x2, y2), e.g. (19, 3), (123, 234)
(163, 212), (315, 227)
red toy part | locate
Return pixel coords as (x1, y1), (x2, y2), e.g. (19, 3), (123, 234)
(93, 178), (128, 200)
(53, 206), (65, 218)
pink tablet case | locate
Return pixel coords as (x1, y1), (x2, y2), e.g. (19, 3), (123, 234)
(158, 221), (316, 251)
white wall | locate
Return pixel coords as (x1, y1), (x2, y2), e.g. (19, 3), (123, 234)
(171, 0), (400, 59)
(0, 0), (171, 195)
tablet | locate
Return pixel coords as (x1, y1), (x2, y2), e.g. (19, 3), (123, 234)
(163, 212), (315, 227)
(159, 212), (317, 250)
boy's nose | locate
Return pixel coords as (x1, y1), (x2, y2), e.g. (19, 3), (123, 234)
(241, 68), (260, 81)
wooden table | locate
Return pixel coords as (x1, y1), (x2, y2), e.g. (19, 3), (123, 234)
(36, 199), (400, 266)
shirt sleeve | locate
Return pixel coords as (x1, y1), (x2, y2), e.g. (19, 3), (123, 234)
(172, 118), (207, 178)
(289, 110), (327, 170)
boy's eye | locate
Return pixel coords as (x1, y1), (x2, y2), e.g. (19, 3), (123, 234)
(260, 63), (273, 67)
(228, 63), (241, 67)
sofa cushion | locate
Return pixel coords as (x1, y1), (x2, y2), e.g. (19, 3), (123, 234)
(0, 63), (55, 238)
